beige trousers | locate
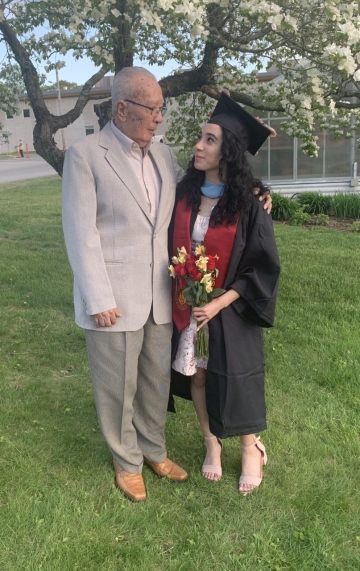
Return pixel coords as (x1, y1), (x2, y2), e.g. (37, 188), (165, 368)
(85, 312), (172, 473)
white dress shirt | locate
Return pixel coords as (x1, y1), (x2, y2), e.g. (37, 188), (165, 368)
(110, 121), (162, 225)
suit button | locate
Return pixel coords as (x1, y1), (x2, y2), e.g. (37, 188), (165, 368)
(150, 262), (153, 267)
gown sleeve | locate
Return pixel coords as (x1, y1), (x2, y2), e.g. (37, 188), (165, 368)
(229, 198), (280, 328)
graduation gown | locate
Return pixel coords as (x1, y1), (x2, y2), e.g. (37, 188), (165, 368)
(169, 194), (280, 439)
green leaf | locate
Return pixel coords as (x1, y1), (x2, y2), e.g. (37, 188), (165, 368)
(183, 290), (195, 303)
(211, 288), (226, 298)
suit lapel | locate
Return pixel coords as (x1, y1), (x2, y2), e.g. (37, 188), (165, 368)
(99, 124), (153, 224)
(150, 144), (173, 231)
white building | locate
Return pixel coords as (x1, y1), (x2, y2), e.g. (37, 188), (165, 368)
(1, 73), (359, 193)
(0, 75), (167, 156)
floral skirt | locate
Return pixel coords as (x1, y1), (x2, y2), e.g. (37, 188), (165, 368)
(172, 313), (209, 376)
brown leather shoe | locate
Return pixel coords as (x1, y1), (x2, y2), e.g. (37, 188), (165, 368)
(144, 458), (188, 481)
(113, 459), (146, 502)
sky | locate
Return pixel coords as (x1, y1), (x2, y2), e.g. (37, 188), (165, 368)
(42, 51), (179, 86)
(0, 40), (179, 87)
(0, 15), (182, 84)
(55, 52), (178, 84)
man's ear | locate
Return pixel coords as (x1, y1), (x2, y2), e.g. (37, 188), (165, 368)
(116, 100), (127, 122)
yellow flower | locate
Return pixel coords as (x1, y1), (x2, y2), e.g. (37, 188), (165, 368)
(196, 256), (208, 271)
(205, 283), (213, 293)
(195, 245), (205, 256)
(178, 254), (186, 264)
(179, 246), (188, 256)
(172, 256), (179, 264)
(168, 265), (176, 278)
(200, 273), (212, 284)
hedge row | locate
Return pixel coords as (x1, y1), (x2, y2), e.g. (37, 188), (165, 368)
(272, 192), (360, 226)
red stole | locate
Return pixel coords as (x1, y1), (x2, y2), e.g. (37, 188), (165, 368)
(172, 196), (239, 333)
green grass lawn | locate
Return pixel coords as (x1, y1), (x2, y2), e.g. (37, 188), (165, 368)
(1, 178), (359, 571)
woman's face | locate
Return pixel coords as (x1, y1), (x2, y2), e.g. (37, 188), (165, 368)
(194, 123), (223, 181)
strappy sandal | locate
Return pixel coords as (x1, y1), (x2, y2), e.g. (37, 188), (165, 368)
(239, 436), (268, 495)
(202, 435), (223, 482)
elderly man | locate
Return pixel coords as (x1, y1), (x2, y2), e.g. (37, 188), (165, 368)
(62, 66), (271, 502)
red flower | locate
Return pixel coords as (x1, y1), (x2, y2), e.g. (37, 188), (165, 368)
(207, 255), (218, 271)
(174, 264), (187, 277)
(185, 256), (196, 271)
(188, 265), (202, 281)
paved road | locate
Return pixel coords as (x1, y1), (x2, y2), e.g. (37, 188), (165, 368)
(0, 155), (58, 184)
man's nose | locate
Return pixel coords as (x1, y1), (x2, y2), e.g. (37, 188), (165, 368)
(154, 111), (163, 124)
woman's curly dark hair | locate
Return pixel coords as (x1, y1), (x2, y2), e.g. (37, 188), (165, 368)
(176, 126), (269, 226)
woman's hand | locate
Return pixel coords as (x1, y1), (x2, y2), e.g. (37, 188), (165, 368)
(193, 289), (241, 330)
(193, 298), (224, 329)
(255, 117), (277, 138)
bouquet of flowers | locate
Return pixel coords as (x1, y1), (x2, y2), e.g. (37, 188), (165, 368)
(169, 246), (226, 357)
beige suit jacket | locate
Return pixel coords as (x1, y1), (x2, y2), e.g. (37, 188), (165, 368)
(62, 122), (183, 331)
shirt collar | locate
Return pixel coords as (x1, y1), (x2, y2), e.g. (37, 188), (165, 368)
(110, 121), (152, 157)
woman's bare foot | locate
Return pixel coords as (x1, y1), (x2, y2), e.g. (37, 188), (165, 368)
(202, 436), (222, 482)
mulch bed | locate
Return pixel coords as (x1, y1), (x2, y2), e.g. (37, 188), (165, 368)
(323, 218), (357, 232)
(275, 218), (357, 232)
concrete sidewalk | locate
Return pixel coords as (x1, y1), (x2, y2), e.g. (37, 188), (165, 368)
(0, 155), (58, 184)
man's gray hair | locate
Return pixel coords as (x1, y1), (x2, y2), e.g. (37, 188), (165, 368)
(111, 67), (158, 115)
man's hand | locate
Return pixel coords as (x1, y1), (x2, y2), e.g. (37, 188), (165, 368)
(253, 188), (272, 214)
(93, 308), (122, 328)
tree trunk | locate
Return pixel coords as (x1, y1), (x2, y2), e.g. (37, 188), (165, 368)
(95, 100), (113, 130)
(113, 0), (134, 73)
(94, 0), (135, 130)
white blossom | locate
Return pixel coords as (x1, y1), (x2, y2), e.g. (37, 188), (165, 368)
(111, 8), (121, 18)
(1, 0), (360, 158)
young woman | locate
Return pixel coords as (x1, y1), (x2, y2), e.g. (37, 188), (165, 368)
(170, 93), (280, 494)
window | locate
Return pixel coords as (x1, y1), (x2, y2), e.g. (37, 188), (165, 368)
(93, 104), (98, 113)
(23, 109), (30, 118)
(6, 113), (13, 119)
(85, 126), (95, 136)
(298, 124), (325, 179)
(325, 131), (352, 177)
(269, 119), (294, 180)
(248, 142), (269, 180)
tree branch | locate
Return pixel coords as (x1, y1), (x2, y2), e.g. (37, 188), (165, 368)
(335, 100), (360, 109)
(0, 15), (111, 175)
(200, 84), (285, 112)
(52, 66), (110, 129)
(0, 17), (50, 119)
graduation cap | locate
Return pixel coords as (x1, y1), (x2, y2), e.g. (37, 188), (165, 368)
(208, 92), (271, 156)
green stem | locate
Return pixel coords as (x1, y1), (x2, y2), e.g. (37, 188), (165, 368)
(196, 323), (209, 358)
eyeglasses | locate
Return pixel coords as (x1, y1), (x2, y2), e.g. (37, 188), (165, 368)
(124, 99), (167, 117)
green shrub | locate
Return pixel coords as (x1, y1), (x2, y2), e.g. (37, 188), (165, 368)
(271, 193), (298, 221)
(175, 148), (193, 171)
(350, 220), (360, 232)
(332, 193), (360, 218)
(308, 213), (330, 226)
(289, 208), (311, 226)
(294, 192), (333, 215)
